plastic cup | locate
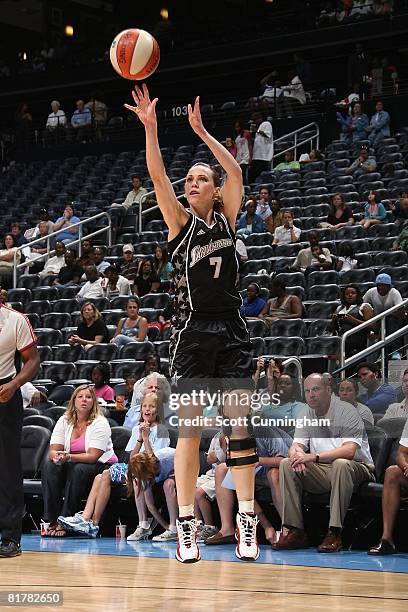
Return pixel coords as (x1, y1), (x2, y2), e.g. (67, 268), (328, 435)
(41, 521), (50, 536)
(116, 524), (127, 538)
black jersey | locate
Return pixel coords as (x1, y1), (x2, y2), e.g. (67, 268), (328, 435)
(168, 211), (241, 320)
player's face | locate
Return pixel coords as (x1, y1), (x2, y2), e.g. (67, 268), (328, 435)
(185, 165), (217, 209)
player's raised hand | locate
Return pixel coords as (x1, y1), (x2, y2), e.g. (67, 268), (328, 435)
(124, 83), (158, 128)
(188, 96), (206, 137)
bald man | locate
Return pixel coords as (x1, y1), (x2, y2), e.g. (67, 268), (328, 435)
(273, 373), (375, 553)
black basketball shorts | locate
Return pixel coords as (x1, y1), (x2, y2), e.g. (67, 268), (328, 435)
(169, 314), (254, 391)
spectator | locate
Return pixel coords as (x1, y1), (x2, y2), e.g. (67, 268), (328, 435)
(195, 432), (226, 543)
(68, 302), (109, 349)
(331, 285), (374, 357)
(45, 100), (67, 144)
(240, 283), (266, 318)
(274, 373), (375, 552)
(53, 204), (80, 245)
(77, 239), (94, 269)
(41, 385), (118, 537)
(248, 112), (274, 183)
(348, 102), (370, 144)
(133, 258), (160, 297)
(93, 246), (110, 275)
(54, 249), (83, 287)
(324, 193), (354, 229)
(255, 187), (272, 220)
(57, 391), (171, 540)
(368, 418), (408, 555)
(110, 297), (148, 347)
(291, 232), (332, 272)
(360, 190), (387, 229)
(260, 278), (303, 328)
(127, 445), (177, 542)
(24, 221), (50, 272)
(76, 265), (104, 301)
(363, 273), (404, 359)
(272, 210), (301, 245)
(233, 120), (251, 183)
(85, 92), (108, 127)
(119, 244), (140, 285)
(299, 149), (323, 164)
(224, 136), (237, 158)
(0, 234), (20, 289)
(235, 236), (248, 264)
(262, 374), (307, 421)
(10, 222), (26, 247)
(103, 265), (132, 298)
(338, 378), (374, 425)
(91, 363), (115, 403)
(21, 381), (47, 409)
(279, 69), (306, 116)
(304, 244), (333, 276)
(37, 208), (54, 236)
(237, 200), (265, 236)
(384, 368), (408, 418)
(153, 245), (173, 281)
(390, 196), (408, 228)
(366, 100), (390, 145)
(111, 175), (148, 213)
(274, 150), (300, 173)
(263, 197), (284, 235)
(335, 243), (357, 274)
(345, 147), (377, 178)
(253, 357), (283, 395)
(393, 218), (408, 252)
(38, 240), (66, 279)
(357, 362), (397, 414)
(206, 431), (292, 546)
(123, 373), (138, 410)
(70, 99), (92, 142)
(125, 367), (170, 430)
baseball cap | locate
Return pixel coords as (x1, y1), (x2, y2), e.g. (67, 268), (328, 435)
(376, 273), (392, 285)
(123, 244), (134, 253)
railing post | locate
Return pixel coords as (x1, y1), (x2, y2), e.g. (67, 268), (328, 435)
(107, 213), (112, 247)
(78, 224), (83, 256)
(381, 317), (386, 384)
(294, 132), (297, 160)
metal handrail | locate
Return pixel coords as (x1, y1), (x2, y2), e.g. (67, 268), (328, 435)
(334, 298), (408, 381)
(282, 356), (303, 387)
(135, 123), (319, 232)
(272, 122), (320, 166)
(13, 211), (112, 287)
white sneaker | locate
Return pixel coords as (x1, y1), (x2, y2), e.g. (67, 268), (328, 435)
(152, 529), (177, 542)
(197, 524), (218, 543)
(175, 518), (200, 563)
(127, 520), (156, 541)
(235, 512), (259, 561)
(58, 512), (89, 534)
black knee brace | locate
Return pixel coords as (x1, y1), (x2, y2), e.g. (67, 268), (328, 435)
(225, 438), (258, 468)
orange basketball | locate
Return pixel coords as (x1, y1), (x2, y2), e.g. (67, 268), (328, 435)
(109, 28), (160, 80)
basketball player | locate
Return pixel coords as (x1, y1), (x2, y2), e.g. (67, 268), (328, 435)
(125, 84), (259, 563)
(0, 298), (39, 557)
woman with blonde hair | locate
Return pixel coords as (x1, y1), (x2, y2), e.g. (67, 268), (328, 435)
(41, 384), (117, 536)
(68, 301), (108, 348)
(58, 391), (171, 539)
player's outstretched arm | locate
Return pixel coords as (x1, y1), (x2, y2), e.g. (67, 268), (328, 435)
(125, 84), (188, 239)
(188, 96), (242, 228)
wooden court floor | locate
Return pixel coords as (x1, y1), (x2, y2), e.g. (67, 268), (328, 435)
(0, 552), (407, 611)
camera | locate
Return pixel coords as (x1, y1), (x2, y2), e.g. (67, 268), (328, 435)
(264, 359), (270, 371)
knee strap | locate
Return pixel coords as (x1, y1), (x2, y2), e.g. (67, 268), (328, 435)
(225, 437), (258, 468)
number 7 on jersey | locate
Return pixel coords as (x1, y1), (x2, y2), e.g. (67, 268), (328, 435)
(209, 256), (222, 279)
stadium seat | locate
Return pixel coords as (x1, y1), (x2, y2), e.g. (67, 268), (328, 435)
(141, 293), (171, 309)
(37, 346), (53, 362)
(304, 301), (339, 319)
(306, 319), (331, 337)
(52, 298), (80, 313)
(249, 337), (265, 357)
(274, 243), (303, 257)
(22, 415), (55, 432)
(110, 359), (145, 379)
(267, 319), (305, 337)
(41, 362), (77, 384)
(74, 360), (99, 380)
(340, 268), (376, 284)
(35, 328), (63, 346)
(111, 427), (132, 462)
(22, 408), (41, 418)
(86, 343), (119, 361)
(275, 272), (306, 287)
(26, 301), (51, 316)
(263, 336), (305, 357)
(32, 287), (59, 301)
(7, 288), (32, 305)
(308, 284), (340, 302)
(21, 426), (51, 479)
(17, 274), (41, 290)
(102, 310), (126, 326)
(305, 336), (341, 356)
(378, 266), (408, 282)
(52, 344), (84, 362)
(373, 251), (408, 267)
(306, 271), (339, 287)
(246, 245), (274, 259)
(42, 312), (72, 329)
(120, 341), (155, 360)
(48, 385), (76, 405)
(245, 233), (273, 246)
(246, 319), (268, 338)
(241, 259), (271, 275)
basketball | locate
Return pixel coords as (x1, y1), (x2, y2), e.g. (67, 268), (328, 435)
(109, 28), (160, 80)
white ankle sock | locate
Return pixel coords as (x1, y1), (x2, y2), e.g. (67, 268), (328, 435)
(179, 504), (194, 518)
(238, 500), (254, 514)
(169, 525), (177, 533)
(139, 521), (151, 529)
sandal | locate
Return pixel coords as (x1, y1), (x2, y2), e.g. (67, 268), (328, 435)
(42, 523), (67, 538)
